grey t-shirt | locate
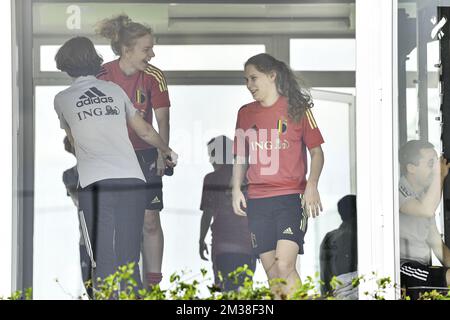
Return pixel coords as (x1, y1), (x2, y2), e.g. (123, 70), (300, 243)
(54, 76), (145, 188)
(399, 176), (440, 265)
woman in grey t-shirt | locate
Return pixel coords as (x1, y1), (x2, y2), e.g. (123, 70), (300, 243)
(54, 36), (177, 297)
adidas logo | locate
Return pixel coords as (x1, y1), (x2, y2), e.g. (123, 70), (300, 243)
(282, 227), (294, 235)
(151, 196), (161, 204)
(76, 87), (114, 108)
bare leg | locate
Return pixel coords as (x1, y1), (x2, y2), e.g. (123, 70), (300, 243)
(446, 268), (450, 287)
(274, 240), (301, 299)
(259, 250), (282, 299)
(142, 209), (164, 288)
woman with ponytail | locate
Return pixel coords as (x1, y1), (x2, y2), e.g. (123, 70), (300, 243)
(96, 15), (170, 289)
(232, 53), (325, 299)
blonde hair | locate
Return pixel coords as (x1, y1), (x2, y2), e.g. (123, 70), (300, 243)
(96, 14), (152, 56)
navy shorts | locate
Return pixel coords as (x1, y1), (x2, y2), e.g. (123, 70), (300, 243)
(135, 148), (163, 211)
(246, 193), (308, 256)
(78, 178), (146, 290)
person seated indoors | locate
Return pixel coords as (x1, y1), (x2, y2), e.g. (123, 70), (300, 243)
(319, 194), (357, 299)
(398, 140), (450, 299)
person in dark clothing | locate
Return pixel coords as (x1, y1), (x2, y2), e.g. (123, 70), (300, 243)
(319, 194), (357, 296)
(62, 136), (92, 296)
(199, 135), (256, 291)
(398, 140), (450, 299)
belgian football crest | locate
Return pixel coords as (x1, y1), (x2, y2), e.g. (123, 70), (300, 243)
(135, 89), (147, 105)
(277, 119), (288, 135)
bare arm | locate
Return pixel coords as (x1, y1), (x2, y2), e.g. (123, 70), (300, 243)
(427, 222), (450, 267)
(400, 157), (450, 218)
(199, 210), (213, 261)
(127, 113), (176, 164)
(444, 244), (450, 267)
(154, 107), (170, 175)
(232, 156), (248, 216)
(154, 107), (170, 145)
(303, 145), (324, 218)
(64, 128), (75, 150)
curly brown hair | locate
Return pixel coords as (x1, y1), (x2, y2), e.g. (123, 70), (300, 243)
(245, 53), (313, 123)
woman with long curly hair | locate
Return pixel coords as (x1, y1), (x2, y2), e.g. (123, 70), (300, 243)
(232, 53), (325, 299)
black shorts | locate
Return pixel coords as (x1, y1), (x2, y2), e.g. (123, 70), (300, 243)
(135, 148), (163, 211)
(400, 261), (448, 299)
(246, 193), (308, 256)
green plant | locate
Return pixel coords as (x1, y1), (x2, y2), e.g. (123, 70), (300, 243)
(2, 288), (32, 300)
(4, 263), (450, 300)
(418, 289), (450, 300)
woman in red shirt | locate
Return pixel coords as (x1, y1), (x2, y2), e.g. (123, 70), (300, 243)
(96, 15), (170, 289)
(232, 53), (325, 299)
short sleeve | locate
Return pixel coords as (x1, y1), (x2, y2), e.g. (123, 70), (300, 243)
(146, 67), (170, 109)
(54, 95), (69, 130)
(302, 109), (324, 149)
(123, 90), (138, 119)
(233, 108), (249, 157)
(399, 177), (415, 207)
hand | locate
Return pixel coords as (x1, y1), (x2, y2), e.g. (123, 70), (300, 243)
(199, 241), (209, 261)
(302, 183), (323, 218)
(155, 151), (166, 176)
(162, 149), (178, 168)
(440, 156), (450, 180)
(232, 189), (247, 216)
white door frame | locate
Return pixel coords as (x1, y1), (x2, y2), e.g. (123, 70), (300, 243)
(356, 0), (400, 300)
(0, 0), (13, 297)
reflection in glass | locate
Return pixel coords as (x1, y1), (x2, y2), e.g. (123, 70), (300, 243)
(34, 85), (356, 298)
(397, 1), (449, 299)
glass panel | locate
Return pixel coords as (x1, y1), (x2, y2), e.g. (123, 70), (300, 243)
(160, 86), (257, 295)
(290, 39), (356, 71)
(40, 45), (117, 72)
(162, 87), (355, 295)
(299, 96), (354, 290)
(406, 40), (440, 72)
(397, 2), (447, 299)
(152, 45), (265, 71)
(34, 84), (355, 298)
(34, 86), (85, 299)
(315, 87), (356, 95)
(41, 44), (265, 72)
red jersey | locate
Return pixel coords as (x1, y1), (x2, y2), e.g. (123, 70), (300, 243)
(233, 96), (324, 199)
(97, 59), (170, 150)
